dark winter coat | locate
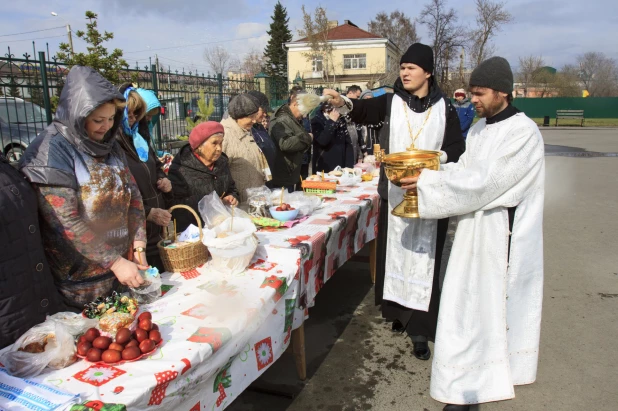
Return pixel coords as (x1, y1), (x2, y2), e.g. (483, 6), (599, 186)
(268, 104), (312, 187)
(453, 98), (475, 138)
(311, 112), (355, 173)
(167, 144), (239, 232)
(0, 153), (66, 349)
(251, 123), (277, 171)
(345, 77), (466, 200)
(18, 66), (147, 310)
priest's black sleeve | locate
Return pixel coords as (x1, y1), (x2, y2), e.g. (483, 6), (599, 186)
(441, 101), (466, 163)
(346, 94), (388, 125)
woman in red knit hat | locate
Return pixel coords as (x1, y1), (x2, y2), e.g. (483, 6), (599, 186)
(167, 121), (239, 231)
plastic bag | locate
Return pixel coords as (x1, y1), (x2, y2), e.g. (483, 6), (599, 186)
(202, 217), (258, 274)
(178, 224), (201, 243)
(0, 313), (94, 378)
(47, 312), (98, 336)
(285, 192), (322, 217)
(339, 169), (362, 186)
(246, 186), (273, 217)
(130, 267), (162, 305)
(198, 192), (250, 229)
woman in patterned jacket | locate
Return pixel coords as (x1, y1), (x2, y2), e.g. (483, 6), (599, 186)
(19, 66), (148, 310)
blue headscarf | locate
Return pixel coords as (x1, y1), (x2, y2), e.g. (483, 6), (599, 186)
(122, 87), (149, 162)
(136, 88), (162, 136)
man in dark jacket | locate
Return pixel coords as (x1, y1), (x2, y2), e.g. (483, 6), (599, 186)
(1, 153), (65, 349)
(269, 89), (313, 191)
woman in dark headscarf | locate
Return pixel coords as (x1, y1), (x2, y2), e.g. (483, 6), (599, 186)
(19, 66), (148, 310)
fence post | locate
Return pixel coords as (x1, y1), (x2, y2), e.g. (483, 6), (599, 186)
(151, 64), (163, 151)
(38, 51), (52, 125)
(217, 73), (224, 119)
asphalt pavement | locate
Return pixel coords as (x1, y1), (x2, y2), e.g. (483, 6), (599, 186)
(228, 127), (618, 411)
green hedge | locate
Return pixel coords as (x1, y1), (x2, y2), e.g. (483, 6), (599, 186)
(512, 97), (618, 118)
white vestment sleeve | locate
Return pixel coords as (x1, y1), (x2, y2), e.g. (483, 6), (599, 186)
(417, 124), (544, 220)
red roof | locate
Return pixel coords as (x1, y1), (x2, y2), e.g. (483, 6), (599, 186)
(295, 21), (382, 42)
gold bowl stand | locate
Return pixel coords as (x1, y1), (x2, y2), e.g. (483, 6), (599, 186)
(381, 149), (441, 218)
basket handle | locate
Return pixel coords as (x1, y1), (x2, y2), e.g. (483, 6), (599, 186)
(168, 204), (203, 241)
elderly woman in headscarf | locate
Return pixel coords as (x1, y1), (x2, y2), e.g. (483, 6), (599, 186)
(168, 121), (239, 232)
(220, 93), (270, 203)
(19, 66), (148, 310)
(116, 85), (172, 271)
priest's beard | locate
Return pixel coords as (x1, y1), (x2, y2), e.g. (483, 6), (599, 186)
(476, 93), (508, 118)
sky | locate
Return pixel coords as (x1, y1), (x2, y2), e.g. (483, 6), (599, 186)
(1, 0), (617, 74)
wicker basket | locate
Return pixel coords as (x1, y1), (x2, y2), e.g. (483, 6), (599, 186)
(158, 205), (209, 273)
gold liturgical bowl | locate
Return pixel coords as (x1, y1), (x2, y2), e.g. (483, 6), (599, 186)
(383, 149), (441, 218)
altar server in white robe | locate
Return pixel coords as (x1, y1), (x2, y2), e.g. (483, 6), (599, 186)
(401, 57), (545, 410)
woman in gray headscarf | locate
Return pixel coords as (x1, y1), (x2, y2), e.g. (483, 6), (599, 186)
(220, 93), (270, 203)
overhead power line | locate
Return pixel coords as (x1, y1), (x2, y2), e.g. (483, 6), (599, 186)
(0, 34), (66, 44)
(123, 35), (264, 55)
(0, 26), (66, 38)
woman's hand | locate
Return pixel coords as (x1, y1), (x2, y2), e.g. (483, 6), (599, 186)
(110, 257), (148, 288)
(322, 89), (343, 108)
(222, 195), (239, 206)
(157, 178), (172, 193)
(147, 208), (172, 226)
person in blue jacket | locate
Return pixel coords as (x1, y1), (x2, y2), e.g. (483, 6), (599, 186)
(453, 88), (475, 139)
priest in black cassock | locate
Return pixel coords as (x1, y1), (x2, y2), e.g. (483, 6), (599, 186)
(323, 43), (465, 360)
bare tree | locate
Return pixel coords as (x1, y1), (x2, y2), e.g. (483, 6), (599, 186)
(419, 0), (468, 92)
(553, 66), (582, 97)
(230, 49), (266, 91)
(517, 55), (544, 97)
(240, 49), (266, 78)
(203, 46), (237, 75)
(470, 0), (512, 66)
(368, 10), (419, 84)
(368, 10), (419, 53)
(576, 52), (618, 97)
(298, 5), (337, 86)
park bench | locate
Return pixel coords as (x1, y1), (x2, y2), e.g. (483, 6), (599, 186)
(555, 110), (585, 127)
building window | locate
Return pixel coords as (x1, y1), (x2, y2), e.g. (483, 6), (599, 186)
(387, 55), (392, 70)
(312, 56), (323, 72)
(343, 54), (367, 69)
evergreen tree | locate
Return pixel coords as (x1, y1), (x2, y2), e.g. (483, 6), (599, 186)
(8, 76), (21, 98)
(185, 90), (215, 133)
(263, 2), (292, 82)
(56, 11), (128, 85)
(28, 73), (44, 107)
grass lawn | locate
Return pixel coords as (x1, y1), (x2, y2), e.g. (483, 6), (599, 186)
(529, 118), (618, 127)
(472, 118), (618, 127)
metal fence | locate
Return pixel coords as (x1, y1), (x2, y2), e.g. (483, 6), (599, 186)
(0, 49), (261, 160)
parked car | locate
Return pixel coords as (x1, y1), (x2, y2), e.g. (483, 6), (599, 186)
(0, 97), (49, 162)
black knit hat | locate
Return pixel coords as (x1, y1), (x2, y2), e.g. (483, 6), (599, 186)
(400, 43), (434, 74)
(469, 57), (514, 94)
(228, 93), (260, 120)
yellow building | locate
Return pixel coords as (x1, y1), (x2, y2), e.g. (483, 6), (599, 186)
(286, 20), (401, 91)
